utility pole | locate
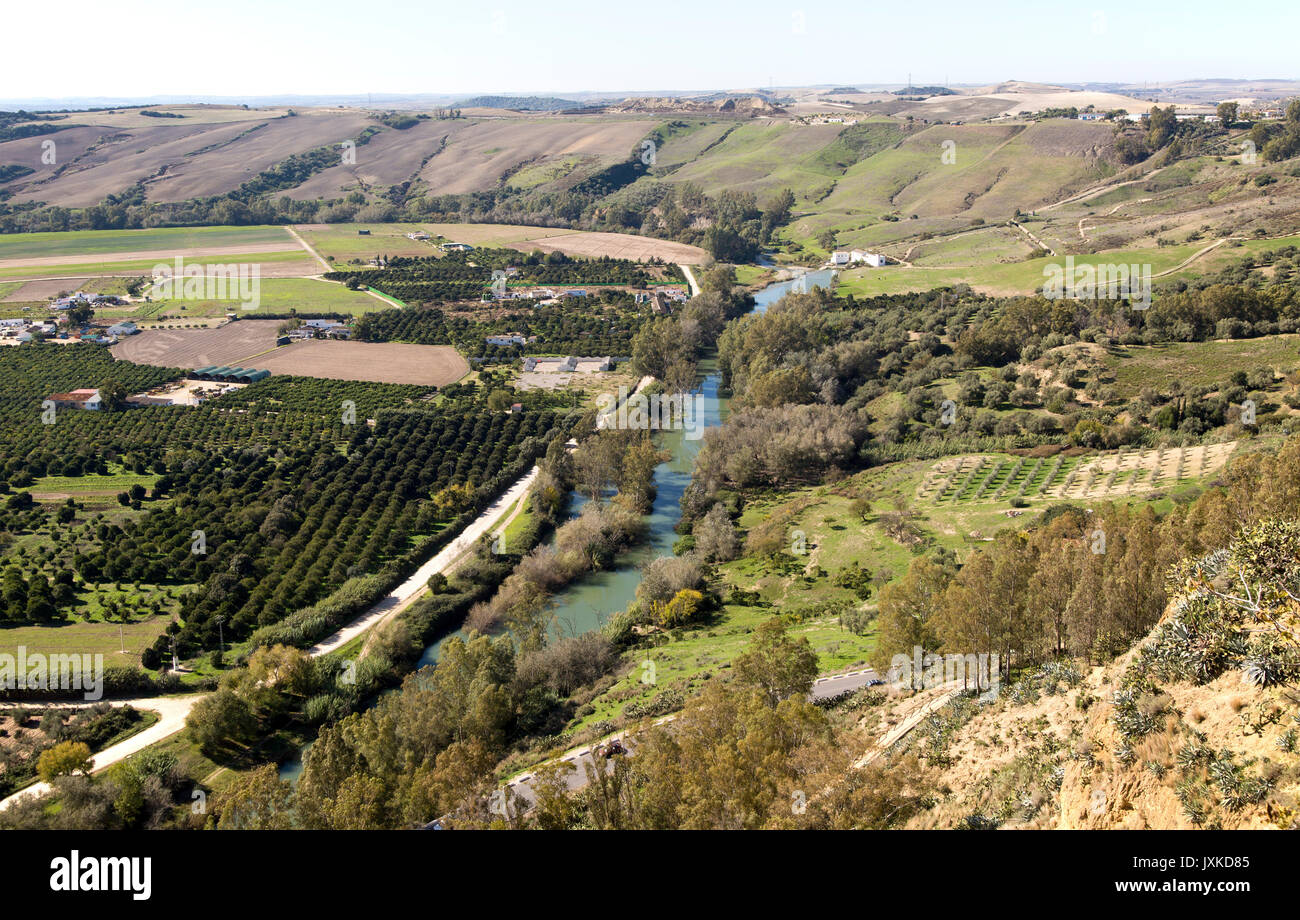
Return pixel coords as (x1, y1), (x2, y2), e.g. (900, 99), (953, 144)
(215, 614), (225, 653)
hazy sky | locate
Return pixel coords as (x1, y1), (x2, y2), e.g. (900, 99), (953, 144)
(5, 0), (1298, 99)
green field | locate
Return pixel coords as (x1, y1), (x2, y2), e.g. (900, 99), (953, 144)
(1102, 336), (1300, 394)
(134, 277), (388, 319)
(0, 249), (312, 282)
(30, 470), (160, 500)
(0, 226), (295, 261)
(298, 222), (551, 265)
(565, 601), (878, 738)
(834, 242), (1204, 297)
(0, 613), (172, 661)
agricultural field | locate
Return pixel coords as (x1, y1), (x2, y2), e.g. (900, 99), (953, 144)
(833, 241), (1206, 297)
(253, 339), (468, 386)
(138, 278), (390, 321)
(0, 250), (317, 283)
(0, 225), (314, 283)
(412, 117), (655, 195)
(108, 320), (468, 385)
(298, 222), (708, 266)
(0, 226), (296, 262)
(110, 321), (283, 368)
(503, 231), (707, 264)
(0, 342), (566, 669)
(916, 443), (1237, 505)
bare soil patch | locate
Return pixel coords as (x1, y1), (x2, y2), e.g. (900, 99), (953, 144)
(509, 231), (708, 264)
(254, 339), (468, 385)
(110, 321), (282, 368)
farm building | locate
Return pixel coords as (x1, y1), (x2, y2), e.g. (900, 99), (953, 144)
(47, 389), (101, 410)
(485, 333), (534, 346)
(441, 242), (473, 252)
(850, 250), (887, 267)
(192, 366), (271, 383)
(107, 321), (139, 336)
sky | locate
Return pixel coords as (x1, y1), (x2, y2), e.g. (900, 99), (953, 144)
(4, 0), (1298, 100)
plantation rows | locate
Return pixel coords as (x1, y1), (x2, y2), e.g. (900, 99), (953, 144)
(923, 446), (1221, 505)
(325, 248), (676, 306)
(0, 345), (571, 654)
(122, 406), (557, 663)
(0, 346), (471, 482)
(355, 302), (645, 356)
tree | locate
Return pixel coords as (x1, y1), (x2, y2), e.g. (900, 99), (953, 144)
(186, 687), (258, 758)
(216, 764), (296, 829)
(762, 188), (796, 227)
(67, 303), (94, 326)
(37, 740), (92, 782)
(654, 588), (706, 628)
(1216, 101), (1239, 127)
(622, 680), (831, 829)
(1146, 105), (1179, 149)
(529, 760), (579, 830)
(693, 503), (740, 562)
(733, 617), (818, 705)
(97, 379), (128, 412)
(870, 556), (949, 675)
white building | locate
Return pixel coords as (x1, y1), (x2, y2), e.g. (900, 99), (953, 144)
(486, 334), (529, 346)
(851, 250), (887, 267)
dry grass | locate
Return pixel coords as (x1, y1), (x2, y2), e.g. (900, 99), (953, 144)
(417, 118), (655, 195)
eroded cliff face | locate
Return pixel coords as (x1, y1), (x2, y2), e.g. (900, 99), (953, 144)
(875, 619), (1299, 830)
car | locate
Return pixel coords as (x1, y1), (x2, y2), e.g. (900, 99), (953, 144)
(597, 740), (627, 759)
(867, 679), (885, 687)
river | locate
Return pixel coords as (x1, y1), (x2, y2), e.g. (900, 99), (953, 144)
(280, 267), (834, 782)
(492, 267), (838, 640)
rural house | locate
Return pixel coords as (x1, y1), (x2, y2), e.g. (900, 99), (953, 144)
(47, 389), (102, 410)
